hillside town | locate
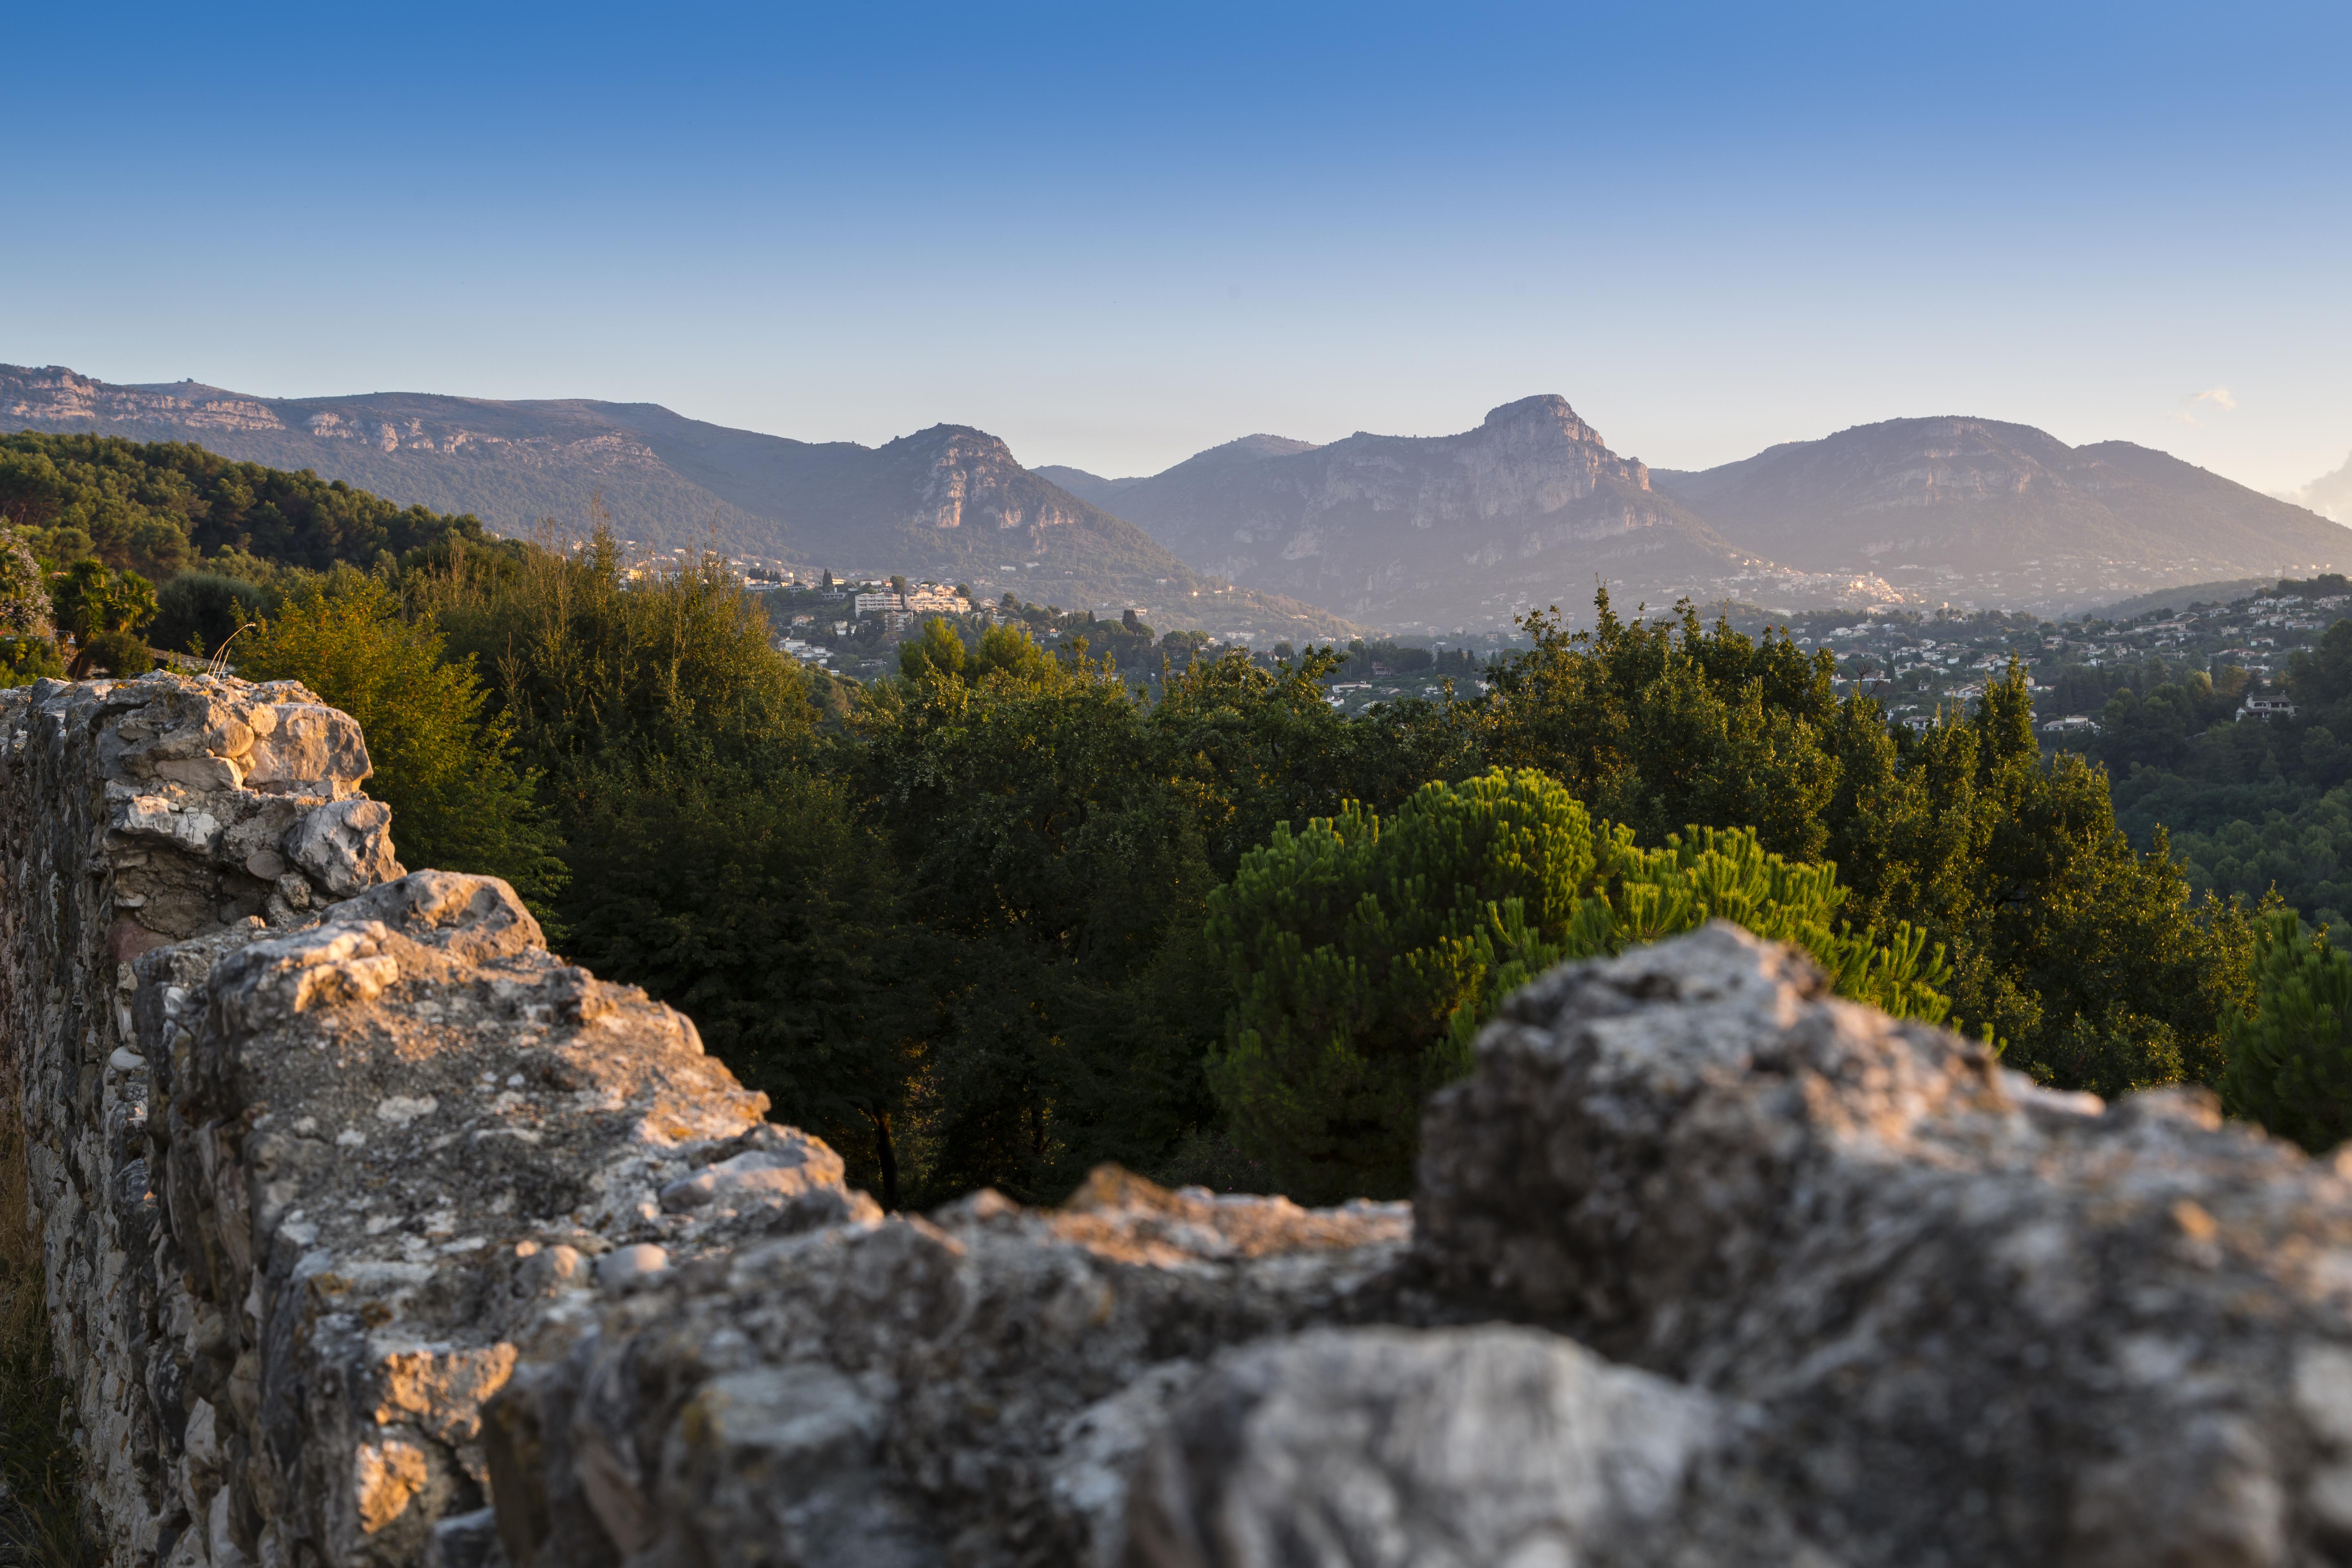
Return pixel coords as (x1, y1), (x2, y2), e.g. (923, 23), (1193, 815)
(747, 562), (2349, 740)
(1770, 576), (2348, 739)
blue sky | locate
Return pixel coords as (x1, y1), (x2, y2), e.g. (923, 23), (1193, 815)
(5, 2), (2347, 493)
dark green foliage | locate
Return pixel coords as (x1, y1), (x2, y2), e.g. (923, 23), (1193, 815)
(0, 638), (64, 686)
(153, 570), (270, 658)
(1472, 592), (2255, 1096)
(0, 530), (62, 687)
(50, 559), (156, 640)
(553, 753), (917, 1202)
(1332, 639), (1446, 679)
(2112, 615), (2352, 940)
(1204, 769), (1949, 1199)
(0, 1067), (90, 1568)
(842, 633), (1469, 1203)
(70, 630), (153, 679)
(414, 531), (808, 773)
(851, 631), (1223, 1203)
(2220, 911), (2352, 1154)
(0, 431), (487, 578)
(1478, 597), (1842, 859)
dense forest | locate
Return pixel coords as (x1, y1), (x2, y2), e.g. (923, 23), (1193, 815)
(2086, 619), (2352, 936)
(2, 434), (2346, 1195)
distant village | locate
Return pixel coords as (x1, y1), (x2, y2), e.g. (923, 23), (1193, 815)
(1773, 578), (2350, 739)
(619, 541), (2349, 739)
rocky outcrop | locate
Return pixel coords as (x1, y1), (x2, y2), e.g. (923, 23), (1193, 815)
(1408, 927), (2352, 1565)
(9, 673), (2352, 1566)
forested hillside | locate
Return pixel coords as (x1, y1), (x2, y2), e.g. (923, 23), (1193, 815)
(0, 430), (488, 577)
(2093, 613), (2352, 937)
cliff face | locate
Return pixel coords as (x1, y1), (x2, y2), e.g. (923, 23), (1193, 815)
(0, 366), (1359, 643)
(1656, 416), (2352, 612)
(9, 674), (2352, 1566)
(1079, 397), (1844, 630)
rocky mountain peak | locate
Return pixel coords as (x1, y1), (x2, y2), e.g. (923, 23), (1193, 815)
(887, 423), (1022, 470)
(1211, 433), (1323, 462)
(1480, 393), (1600, 443)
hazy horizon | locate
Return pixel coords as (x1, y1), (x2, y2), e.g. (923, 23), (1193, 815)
(6, 2), (2347, 497)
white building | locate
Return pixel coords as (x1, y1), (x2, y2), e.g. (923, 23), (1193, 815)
(904, 585), (970, 615)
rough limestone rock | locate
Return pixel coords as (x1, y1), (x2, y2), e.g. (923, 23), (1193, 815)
(481, 1167), (1410, 1568)
(1411, 924), (2352, 1566)
(1120, 1325), (1745, 1568)
(0, 673), (399, 1566)
(10, 674), (2352, 1568)
(139, 869), (879, 1568)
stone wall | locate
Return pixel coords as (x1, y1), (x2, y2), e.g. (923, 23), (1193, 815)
(7, 673), (2352, 1567)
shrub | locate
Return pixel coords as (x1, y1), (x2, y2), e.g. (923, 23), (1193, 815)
(1205, 768), (1949, 1200)
(152, 570), (270, 659)
(69, 629), (154, 679)
(49, 559), (155, 640)
(0, 638), (63, 687)
(2220, 910), (2352, 1154)
(0, 531), (48, 640)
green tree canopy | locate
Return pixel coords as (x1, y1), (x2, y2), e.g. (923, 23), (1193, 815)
(51, 559), (156, 640)
(1204, 768), (1949, 1200)
(0, 432), (488, 578)
(240, 570), (565, 910)
(554, 752), (914, 1200)
(412, 529), (811, 774)
(2220, 910), (2352, 1154)
(1471, 592), (2256, 1096)
(153, 571), (270, 659)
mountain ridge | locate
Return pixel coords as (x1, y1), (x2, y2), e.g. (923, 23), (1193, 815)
(1076, 403), (2348, 624)
(0, 364), (1359, 641)
(1648, 414), (2349, 613)
(1053, 395), (1887, 630)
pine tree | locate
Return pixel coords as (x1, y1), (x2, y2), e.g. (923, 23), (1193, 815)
(1204, 768), (1951, 1201)
(2221, 911), (2352, 1154)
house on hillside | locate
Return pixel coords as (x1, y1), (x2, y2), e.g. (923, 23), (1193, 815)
(2239, 695), (2299, 722)
(904, 585), (970, 615)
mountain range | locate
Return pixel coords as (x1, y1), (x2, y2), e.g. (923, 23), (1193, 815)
(7, 361), (2346, 633)
(1054, 407), (2352, 625)
(0, 365), (1357, 642)
(1041, 396), (1833, 630)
